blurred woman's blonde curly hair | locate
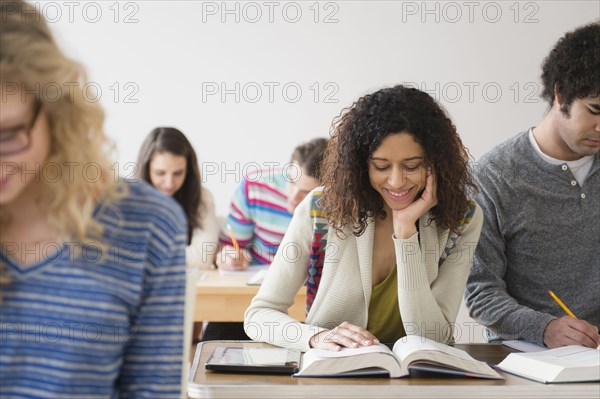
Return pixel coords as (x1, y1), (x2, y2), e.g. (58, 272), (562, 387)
(0, 0), (123, 273)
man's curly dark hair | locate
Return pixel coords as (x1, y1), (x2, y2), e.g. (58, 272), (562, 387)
(320, 84), (475, 237)
(541, 21), (600, 114)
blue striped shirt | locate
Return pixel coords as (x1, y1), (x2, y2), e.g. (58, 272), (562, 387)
(0, 181), (187, 399)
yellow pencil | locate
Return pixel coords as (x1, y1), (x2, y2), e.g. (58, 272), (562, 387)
(226, 223), (240, 253)
(548, 291), (600, 349)
(548, 290), (577, 318)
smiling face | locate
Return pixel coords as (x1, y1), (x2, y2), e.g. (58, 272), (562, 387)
(368, 132), (427, 213)
(148, 151), (187, 197)
(554, 96), (600, 160)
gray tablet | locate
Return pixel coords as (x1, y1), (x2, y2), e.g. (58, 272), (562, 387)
(205, 346), (301, 374)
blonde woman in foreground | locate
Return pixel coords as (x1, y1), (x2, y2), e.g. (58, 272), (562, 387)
(0, 1), (186, 397)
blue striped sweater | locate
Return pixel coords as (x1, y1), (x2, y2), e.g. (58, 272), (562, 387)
(0, 181), (187, 399)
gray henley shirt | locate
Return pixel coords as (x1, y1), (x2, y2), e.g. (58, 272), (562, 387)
(466, 131), (600, 345)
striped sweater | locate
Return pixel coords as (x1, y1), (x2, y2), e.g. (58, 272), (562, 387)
(0, 181), (187, 399)
(219, 171), (293, 264)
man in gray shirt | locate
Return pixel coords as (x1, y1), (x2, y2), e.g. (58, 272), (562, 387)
(466, 22), (600, 348)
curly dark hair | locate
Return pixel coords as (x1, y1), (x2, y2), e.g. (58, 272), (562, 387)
(320, 84), (475, 236)
(541, 21), (600, 114)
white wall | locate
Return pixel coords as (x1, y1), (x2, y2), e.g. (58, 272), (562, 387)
(34, 0), (597, 344)
(42, 0), (598, 215)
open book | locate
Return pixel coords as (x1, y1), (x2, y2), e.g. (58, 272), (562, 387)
(295, 335), (502, 379)
(497, 345), (600, 383)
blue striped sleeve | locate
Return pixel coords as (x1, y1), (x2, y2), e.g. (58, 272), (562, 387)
(117, 188), (187, 399)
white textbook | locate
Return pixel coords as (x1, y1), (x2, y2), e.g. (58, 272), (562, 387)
(295, 335), (502, 379)
(497, 345), (600, 383)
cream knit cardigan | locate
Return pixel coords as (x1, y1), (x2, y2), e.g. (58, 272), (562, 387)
(244, 191), (483, 352)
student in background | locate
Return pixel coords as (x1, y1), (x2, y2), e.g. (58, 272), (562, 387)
(0, 1), (186, 397)
(466, 22), (600, 348)
(137, 127), (220, 269)
(203, 138), (327, 341)
(216, 137), (328, 270)
(244, 85), (483, 351)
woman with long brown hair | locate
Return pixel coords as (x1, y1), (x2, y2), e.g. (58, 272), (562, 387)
(137, 127), (220, 269)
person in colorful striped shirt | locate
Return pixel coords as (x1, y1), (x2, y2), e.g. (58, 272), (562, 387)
(202, 138), (326, 341)
(0, 1), (186, 397)
(216, 138), (328, 269)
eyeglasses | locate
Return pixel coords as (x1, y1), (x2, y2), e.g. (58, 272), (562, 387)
(0, 101), (42, 156)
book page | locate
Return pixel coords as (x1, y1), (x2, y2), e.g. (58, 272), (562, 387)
(392, 335), (477, 363)
(305, 343), (393, 360)
(298, 344), (402, 377)
(391, 336), (502, 379)
(514, 346), (600, 367)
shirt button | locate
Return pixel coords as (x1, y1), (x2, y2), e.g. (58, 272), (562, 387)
(571, 180), (577, 186)
(581, 193), (586, 199)
(561, 165), (568, 171)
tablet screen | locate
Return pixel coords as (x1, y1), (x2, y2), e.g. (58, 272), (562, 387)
(205, 346), (301, 374)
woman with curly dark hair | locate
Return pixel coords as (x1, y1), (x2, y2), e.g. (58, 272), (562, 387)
(245, 84), (483, 351)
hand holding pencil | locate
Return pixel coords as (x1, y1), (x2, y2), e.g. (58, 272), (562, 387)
(216, 224), (250, 271)
(543, 290), (600, 349)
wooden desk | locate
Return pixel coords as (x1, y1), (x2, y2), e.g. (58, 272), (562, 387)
(188, 341), (600, 398)
(195, 270), (307, 322)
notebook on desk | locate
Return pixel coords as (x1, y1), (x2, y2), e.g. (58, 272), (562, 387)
(502, 340), (547, 353)
(218, 264), (269, 276)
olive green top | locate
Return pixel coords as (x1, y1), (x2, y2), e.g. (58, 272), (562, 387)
(366, 265), (405, 343)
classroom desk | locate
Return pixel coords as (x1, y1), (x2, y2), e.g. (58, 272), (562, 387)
(194, 270), (307, 322)
(188, 341), (600, 399)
